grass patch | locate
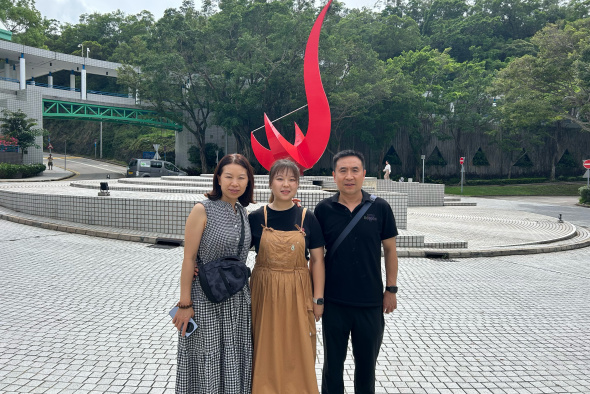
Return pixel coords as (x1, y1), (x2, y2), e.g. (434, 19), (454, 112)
(445, 182), (585, 196)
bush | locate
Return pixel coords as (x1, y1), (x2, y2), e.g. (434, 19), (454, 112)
(472, 148), (490, 166)
(181, 166), (201, 176)
(0, 163), (46, 178)
(188, 143), (224, 170)
(466, 177), (547, 186)
(302, 167), (332, 176)
(580, 186), (590, 204)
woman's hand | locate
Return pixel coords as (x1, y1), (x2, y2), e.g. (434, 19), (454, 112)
(193, 266), (199, 280)
(172, 307), (195, 336)
(313, 304), (324, 322)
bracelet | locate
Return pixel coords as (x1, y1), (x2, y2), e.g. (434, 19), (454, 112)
(176, 301), (193, 309)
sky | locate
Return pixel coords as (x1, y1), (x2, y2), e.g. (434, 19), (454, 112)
(35, 0), (381, 25)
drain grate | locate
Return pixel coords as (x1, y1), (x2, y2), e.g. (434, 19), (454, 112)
(424, 252), (451, 260)
(148, 238), (183, 249)
(148, 243), (180, 249)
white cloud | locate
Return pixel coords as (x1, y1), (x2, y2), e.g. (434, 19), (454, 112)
(35, 0), (378, 25)
(35, 0), (184, 24)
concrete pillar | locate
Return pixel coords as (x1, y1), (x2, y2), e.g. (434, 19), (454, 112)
(48, 72), (53, 88)
(81, 65), (87, 100)
(4, 59), (9, 80)
(70, 70), (76, 91)
(100, 122), (103, 159)
(19, 53), (25, 90)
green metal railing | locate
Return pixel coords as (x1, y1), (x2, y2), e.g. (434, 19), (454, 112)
(42, 99), (183, 131)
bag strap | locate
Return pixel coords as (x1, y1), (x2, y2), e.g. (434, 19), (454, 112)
(236, 208), (245, 255)
(327, 195), (376, 261)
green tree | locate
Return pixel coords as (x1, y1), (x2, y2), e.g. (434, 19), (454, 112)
(0, 110), (45, 162)
(443, 60), (495, 160)
(0, 0), (52, 47)
(119, 1), (215, 172)
(47, 10), (154, 61)
(319, 8), (392, 156)
(386, 46), (459, 179)
(205, 0), (318, 162)
(490, 19), (590, 179)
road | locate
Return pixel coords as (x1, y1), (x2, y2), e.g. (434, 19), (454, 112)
(469, 196), (590, 228)
(1, 217), (589, 393)
(47, 154), (127, 181)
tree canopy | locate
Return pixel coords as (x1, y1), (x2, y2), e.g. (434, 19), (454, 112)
(5, 0), (590, 177)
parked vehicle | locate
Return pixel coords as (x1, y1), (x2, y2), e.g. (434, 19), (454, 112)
(126, 159), (187, 177)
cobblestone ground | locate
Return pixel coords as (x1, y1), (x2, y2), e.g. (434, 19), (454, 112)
(1, 220), (589, 394)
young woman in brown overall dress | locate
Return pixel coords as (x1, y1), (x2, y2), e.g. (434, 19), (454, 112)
(248, 159), (326, 393)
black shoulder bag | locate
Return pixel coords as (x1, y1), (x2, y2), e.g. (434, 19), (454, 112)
(197, 211), (251, 303)
(326, 195), (376, 262)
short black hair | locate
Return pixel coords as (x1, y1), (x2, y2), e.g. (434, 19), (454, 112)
(333, 150), (365, 170)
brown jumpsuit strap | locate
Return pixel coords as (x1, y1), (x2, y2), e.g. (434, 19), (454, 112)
(301, 207), (307, 228)
(264, 205), (268, 227)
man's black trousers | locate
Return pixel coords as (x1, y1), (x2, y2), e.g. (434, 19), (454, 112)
(321, 301), (385, 394)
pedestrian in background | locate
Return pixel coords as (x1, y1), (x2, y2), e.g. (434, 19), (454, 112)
(315, 150), (399, 394)
(248, 159), (325, 394)
(382, 160), (390, 180)
(173, 153), (255, 393)
(47, 154), (53, 170)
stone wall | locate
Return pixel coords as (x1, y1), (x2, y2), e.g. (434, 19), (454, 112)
(0, 89), (44, 165)
(0, 152), (21, 164)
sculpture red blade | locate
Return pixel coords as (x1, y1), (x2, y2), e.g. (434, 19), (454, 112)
(252, 0), (332, 172)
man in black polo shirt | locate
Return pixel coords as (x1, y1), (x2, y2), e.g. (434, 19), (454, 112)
(314, 150), (398, 394)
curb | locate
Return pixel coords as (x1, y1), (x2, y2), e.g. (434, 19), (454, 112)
(396, 226), (590, 258)
(2, 208), (589, 258)
(0, 211), (164, 245)
(0, 166), (77, 182)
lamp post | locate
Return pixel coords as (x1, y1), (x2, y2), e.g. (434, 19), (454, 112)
(421, 154), (425, 183)
(78, 43), (83, 57)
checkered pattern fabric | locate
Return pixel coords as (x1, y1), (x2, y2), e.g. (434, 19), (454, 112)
(176, 199), (253, 393)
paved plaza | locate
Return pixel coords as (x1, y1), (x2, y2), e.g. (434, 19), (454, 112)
(2, 205), (590, 393)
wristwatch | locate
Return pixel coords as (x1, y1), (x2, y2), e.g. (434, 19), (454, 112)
(385, 286), (398, 294)
(313, 298), (324, 305)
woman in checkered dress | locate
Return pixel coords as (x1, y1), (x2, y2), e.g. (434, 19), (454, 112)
(172, 154), (256, 393)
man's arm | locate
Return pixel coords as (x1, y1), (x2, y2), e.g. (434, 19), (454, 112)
(382, 236), (398, 314)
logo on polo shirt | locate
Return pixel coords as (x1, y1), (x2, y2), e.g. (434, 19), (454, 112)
(363, 213), (377, 222)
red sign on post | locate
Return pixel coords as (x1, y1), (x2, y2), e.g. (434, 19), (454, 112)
(460, 157), (465, 165)
(583, 159), (590, 169)
(47, 143), (53, 150)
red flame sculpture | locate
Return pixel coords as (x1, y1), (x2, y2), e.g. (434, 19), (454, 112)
(251, 0), (332, 172)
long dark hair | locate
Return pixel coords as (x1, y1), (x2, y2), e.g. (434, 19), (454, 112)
(206, 154), (256, 207)
(268, 159), (300, 203)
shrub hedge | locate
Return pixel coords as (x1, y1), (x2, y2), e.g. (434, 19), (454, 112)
(579, 186), (590, 204)
(0, 163), (46, 179)
(465, 177), (547, 186)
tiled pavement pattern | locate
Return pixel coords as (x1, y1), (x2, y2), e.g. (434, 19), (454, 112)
(0, 180), (409, 231)
(407, 208), (577, 247)
(1, 191), (589, 257)
(1, 219), (589, 393)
